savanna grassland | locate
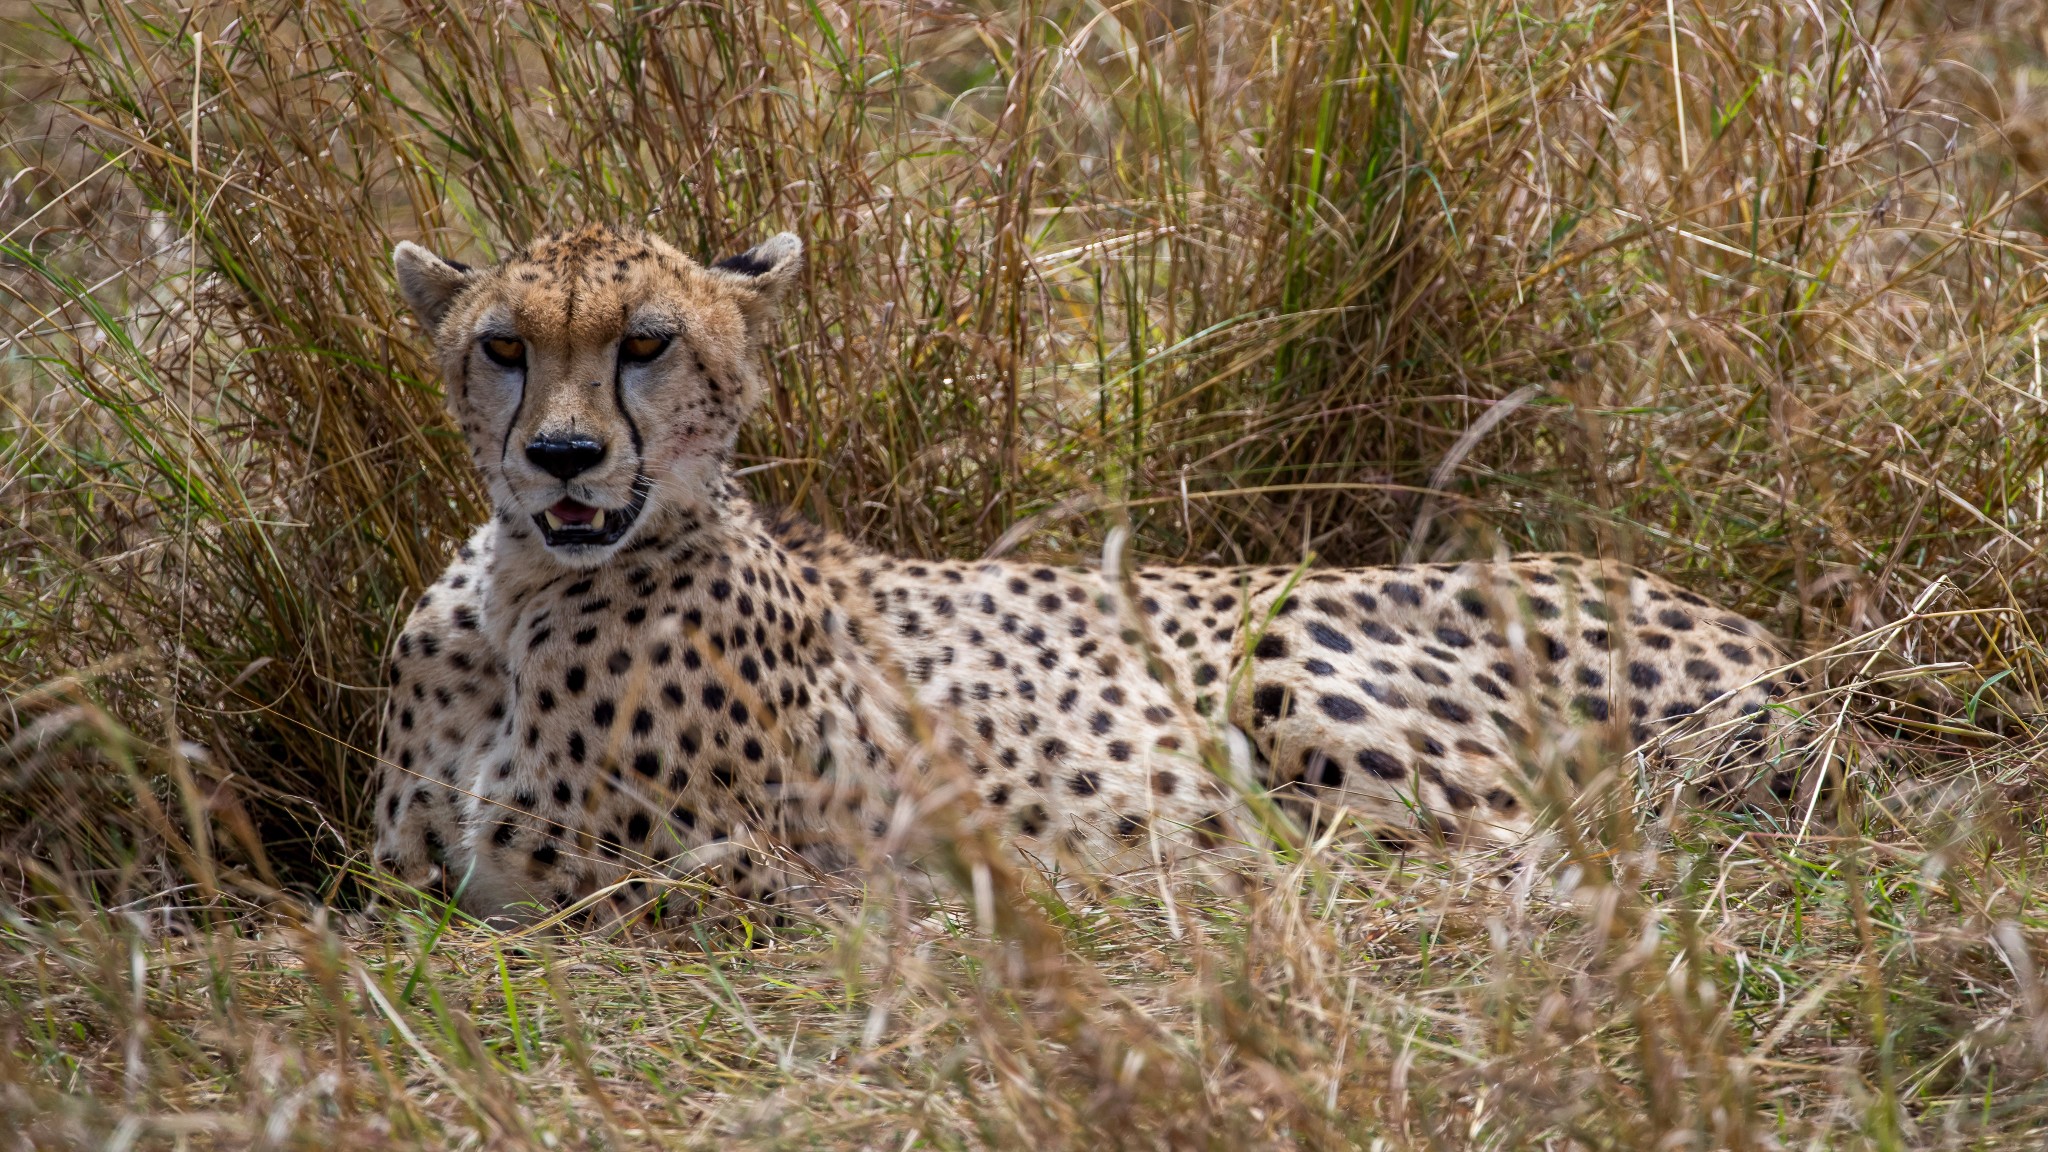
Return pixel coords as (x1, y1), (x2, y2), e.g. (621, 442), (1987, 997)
(8, 0), (2048, 1146)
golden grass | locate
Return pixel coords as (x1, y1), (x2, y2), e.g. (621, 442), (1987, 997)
(5, 0), (2048, 1144)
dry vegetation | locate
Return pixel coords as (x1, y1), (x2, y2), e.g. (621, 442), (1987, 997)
(7, 0), (2048, 1145)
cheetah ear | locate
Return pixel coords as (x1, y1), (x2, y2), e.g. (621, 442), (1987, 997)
(392, 241), (475, 333)
(707, 232), (802, 346)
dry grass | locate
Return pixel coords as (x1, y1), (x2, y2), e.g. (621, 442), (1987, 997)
(6, 0), (2048, 1145)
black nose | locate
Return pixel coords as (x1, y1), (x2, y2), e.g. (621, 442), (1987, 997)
(524, 436), (607, 481)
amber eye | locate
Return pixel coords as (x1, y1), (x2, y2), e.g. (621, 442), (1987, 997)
(619, 334), (670, 364)
(481, 336), (526, 368)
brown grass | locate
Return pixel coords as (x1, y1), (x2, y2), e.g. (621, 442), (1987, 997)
(5, 0), (2048, 1145)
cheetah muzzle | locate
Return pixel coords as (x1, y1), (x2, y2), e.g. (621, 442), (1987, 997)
(372, 223), (1816, 928)
(533, 475), (651, 551)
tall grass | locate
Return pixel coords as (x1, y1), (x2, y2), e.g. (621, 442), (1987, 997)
(5, 0), (2048, 1144)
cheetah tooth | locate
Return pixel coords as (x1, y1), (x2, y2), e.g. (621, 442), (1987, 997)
(543, 510), (564, 530)
(590, 508), (606, 530)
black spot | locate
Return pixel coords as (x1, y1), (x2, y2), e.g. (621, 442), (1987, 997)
(1407, 730), (1447, 756)
(1428, 697), (1473, 723)
(1306, 622), (1354, 653)
(632, 751), (660, 778)
(1252, 684), (1291, 719)
(1657, 609), (1693, 631)
(1684, 659), (1720, 683)
(1254, 634), (1289, 659)
(1572, 694), (1611, 722)
(626, 812), (651, 843)
(1318, 694), (1367, 721)
(1069, 770), (1100, 796)
(1640, 631), (1674, 651)
(1385, 582), (1423, 607)
(1359, 680), (1409, 708)
(1360, 620), (1403, 645)
(1356, 748), (1406, 779)
(1575, 667), (1605, 689)
(1628, 662), (1662, 689)
(565, 666), (587, 693)
(1433, 626), (1473, 648)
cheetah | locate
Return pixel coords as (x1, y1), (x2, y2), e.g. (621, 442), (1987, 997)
(372, 224), (1810, 925)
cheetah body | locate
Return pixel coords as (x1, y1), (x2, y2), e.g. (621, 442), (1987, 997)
(372, 225), (1801, 923)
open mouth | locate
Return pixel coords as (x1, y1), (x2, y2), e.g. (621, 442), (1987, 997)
(531, 478), (649, 550)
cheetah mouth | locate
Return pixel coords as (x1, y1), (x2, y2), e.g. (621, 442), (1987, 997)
(532, 477), (649, 550)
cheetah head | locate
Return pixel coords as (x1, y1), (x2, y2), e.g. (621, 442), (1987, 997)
(392, 224), (800, 566)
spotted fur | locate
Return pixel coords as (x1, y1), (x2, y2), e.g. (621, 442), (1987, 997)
(373, 225), (1809, 924)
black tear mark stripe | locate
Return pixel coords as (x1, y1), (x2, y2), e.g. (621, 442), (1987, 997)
(496, 345), (527, 469)
(612, 328), (645, 458)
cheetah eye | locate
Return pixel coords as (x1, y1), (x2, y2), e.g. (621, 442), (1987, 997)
(619, 335), (669, 364)
(480, 336), (526, 368)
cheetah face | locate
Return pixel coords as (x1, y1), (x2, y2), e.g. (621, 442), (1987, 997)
(391, 225), (801, 566)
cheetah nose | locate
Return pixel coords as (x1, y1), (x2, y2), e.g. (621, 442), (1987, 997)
(524, 435), (607, 481)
